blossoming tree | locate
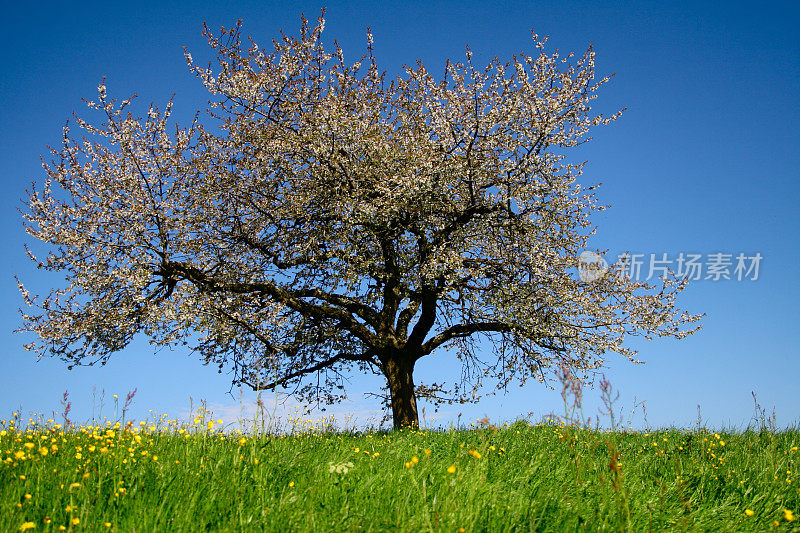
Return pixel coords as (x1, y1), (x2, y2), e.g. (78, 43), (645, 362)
(19, 14), (700, 429)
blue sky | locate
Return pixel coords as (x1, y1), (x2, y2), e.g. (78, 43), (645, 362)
(1, 0), (798, 430)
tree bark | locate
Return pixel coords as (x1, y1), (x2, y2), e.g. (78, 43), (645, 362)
(383, 355), (419, 429)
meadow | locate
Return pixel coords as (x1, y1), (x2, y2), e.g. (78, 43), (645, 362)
(1, 403), (798, 532)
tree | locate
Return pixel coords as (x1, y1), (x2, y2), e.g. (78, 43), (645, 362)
(19, 13), (700, 429)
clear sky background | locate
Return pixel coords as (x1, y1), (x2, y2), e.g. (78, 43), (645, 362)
(1, 0), (798, 431)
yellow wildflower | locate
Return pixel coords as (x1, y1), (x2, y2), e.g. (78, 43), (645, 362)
(447, 465), (456, 474)
(18, 522), (35, 531)
(785, 509), (795, 522)
(745, 509), (754, 516)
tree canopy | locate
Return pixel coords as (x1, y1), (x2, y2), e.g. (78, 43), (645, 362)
(19, 13), (700, 429)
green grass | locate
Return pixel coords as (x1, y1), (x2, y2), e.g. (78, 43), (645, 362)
(1, 414), (798, 532)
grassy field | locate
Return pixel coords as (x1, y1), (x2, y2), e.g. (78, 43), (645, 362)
(1, 408), (798, 532)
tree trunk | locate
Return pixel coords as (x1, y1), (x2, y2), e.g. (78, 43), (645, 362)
(383, 356), (419, 429)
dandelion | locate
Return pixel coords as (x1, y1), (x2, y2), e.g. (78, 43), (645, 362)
(104, 523), (111, 528)
(72, 518), (80, 526)
(447, 465), (456, 474)
(785, 509), (795, 522)
(14, 451), (26, 460)
(468, 450), (482, 459)
(18, 523), (35, 531)
(69, 483), (81, 489)
(411, 456), (419, 464)
(745, 509), (754, 516)
(424, 449), (431, 456)
(289, 482), (294, 487)
(24, 493), (31, 500)
(24, 442), (35, 450)
(38, 447), (48, 456)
